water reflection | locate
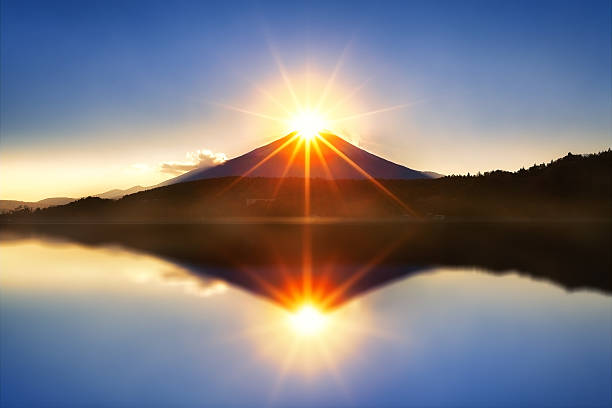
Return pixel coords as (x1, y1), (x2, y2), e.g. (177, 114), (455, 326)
(1, 222), (610, 310)
(1, 223), (611, 407)
(0, 239), (379, 404)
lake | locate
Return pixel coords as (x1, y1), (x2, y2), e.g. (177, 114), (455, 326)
(1, 222), (611, 407)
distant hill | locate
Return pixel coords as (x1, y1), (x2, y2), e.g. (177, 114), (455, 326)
(0, 197), (74, 213)
(95, 185), (147, 199)
(0, 186), (147, 213)
(2, 150), (609, 222)
(159, 132), (433, 187)
(423, 171), (445, 179)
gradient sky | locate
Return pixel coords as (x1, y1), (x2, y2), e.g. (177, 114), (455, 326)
(1, 0), (610, 201)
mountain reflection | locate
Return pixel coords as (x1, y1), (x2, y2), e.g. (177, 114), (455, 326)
(1, 221), (609, 310)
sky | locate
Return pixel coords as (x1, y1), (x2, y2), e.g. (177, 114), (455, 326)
(1, 0), (610, 201)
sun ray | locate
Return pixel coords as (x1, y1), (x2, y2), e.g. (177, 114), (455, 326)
(320, 234), (407, 309)
(304, 140), (311, 217)
(221, 321), (285, 344)
(276, 263), (301, 307)
(314, 337), (352, 401)
(302, 139), (313, 298)
(337, 318), (400, 342)
(272, 137), (304, 198)
(268, 247), (302, 306)
(234, 263), (295, 309)
(250, 82), (294, 116)
(310, 262), (335, 306)
(315, 38), (353, 112)
(210, 101), (287, 123)
(217, 133), (299, 195)
(306, 61), (312, 110)
(269, 337), (300, 404)
(215, 325), (293, 389)
(316, 134), (416, 216)
(311, 137), (343, 198)
(267, 41), (302, 112)
(302, 222), (312, 301)
(325, 77), (371, 116)
(330, 104), (409, 123)
(310, 136), (334, 180)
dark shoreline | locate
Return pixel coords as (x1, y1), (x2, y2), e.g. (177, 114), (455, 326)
(2, 216), (611, 225)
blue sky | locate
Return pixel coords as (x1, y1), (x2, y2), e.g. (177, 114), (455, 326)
(1, 0), (610, 200)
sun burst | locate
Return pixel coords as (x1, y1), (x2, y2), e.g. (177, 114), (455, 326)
(289, 111), (328, 141)
(212, 57), (417, 216)
(212, 37), (418, 148)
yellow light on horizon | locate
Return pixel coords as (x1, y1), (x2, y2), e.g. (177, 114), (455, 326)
(289, 111), (327, 141)
(289, 304), (328, 335)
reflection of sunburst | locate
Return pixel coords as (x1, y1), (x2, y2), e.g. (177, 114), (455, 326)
(224, 225), (413, 400)
(289, 304), (327, 335)
(231, 297), (398, 405)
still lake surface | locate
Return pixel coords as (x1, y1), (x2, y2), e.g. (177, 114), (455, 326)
(1, 223), (611, 407)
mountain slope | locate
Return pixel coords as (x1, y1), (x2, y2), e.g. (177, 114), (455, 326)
(423, 171), (445, 179)
(162, 133), (432, 186)
(96, 185), (146, 199)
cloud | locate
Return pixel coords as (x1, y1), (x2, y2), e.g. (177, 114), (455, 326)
(121, 162), (152, 176)
(160, 149), (227, 175)
(129, 267), (228, 298)
(161, 271), (228, 298)
(129, 163), (151, 172)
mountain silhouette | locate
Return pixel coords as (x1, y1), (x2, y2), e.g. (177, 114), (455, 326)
(0, 133), (431, 209)
(1, 150), (609, 222)
(159, 132), (433, 187)
(1, 186), (147, 213)
(0, 197), (74, 213)
(95, 185), (146, 199)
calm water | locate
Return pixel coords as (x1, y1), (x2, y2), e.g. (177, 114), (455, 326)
(1, 224), (611, 407)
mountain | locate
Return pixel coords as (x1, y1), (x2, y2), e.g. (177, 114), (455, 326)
(160, 132), (433, 186)
(1, 133), (432, 208)
(0, 197), (75, 213)
(3, 150), (609, 222)
(95, 185), (146, 199)
(423, 171), (445, 179)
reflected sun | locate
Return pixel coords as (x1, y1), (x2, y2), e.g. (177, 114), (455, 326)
(289, 304), (328, 335)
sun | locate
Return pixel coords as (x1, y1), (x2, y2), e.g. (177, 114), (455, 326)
(290, 111), (327, 140)
(289, 304), (328, 335)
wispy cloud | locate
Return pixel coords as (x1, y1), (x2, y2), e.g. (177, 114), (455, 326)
(160, 149), (227, 175)
(129, 267), (228, 298)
